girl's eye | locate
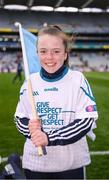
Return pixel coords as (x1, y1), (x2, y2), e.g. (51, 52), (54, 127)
(40, 50), (46, 54)
(39, 49), (62, 55)
(53, 50), (60, 54)
(54, 50), (60, 53)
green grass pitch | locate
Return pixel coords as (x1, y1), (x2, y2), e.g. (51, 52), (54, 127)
(0, 72), (109, 179)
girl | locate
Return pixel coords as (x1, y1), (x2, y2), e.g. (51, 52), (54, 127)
(15, 25), (98, 179)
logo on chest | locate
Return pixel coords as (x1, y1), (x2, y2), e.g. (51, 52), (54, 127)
(44, 87), (58, 92)
(33, 91), (39, 96)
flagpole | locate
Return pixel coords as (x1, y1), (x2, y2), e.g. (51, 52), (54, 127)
(15, 22), (43, 156)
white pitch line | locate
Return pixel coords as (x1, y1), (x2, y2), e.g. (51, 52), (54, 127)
(90, 151), (109, 155)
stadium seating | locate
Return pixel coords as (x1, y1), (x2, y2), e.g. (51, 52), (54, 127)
(0, 9), (109, 33)
(0, 9), (109, 72)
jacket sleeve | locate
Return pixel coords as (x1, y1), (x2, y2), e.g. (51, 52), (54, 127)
(46, 117), (94, 146)
(14, 116), (31, 138)
(14, 81), (31, 138)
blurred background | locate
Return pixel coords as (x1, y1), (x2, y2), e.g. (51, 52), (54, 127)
(0, 0), (109, 179)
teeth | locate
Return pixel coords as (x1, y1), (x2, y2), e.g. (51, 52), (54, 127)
(46, 63), (54, 66)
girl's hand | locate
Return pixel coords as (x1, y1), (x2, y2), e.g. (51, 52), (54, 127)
(31, 129), (48, 146)
(28, 119), (41, 134)
(28, 119), (48, 146)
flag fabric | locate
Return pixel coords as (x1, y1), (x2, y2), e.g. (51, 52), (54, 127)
(22, 28), (41, 74)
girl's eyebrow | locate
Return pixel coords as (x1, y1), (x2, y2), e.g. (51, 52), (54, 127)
(39, 48), (62, 50)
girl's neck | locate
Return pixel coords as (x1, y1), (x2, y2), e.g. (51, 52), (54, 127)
(40, 65), (68, 80)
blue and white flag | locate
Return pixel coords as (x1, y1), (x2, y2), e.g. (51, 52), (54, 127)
(16, 23), (45, 155)
(22, 28), (41, 74)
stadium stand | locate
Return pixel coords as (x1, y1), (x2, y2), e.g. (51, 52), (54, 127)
(0, 52), (21, 73)
(0, 4), (109, 72)
(0, 10), (109, 33)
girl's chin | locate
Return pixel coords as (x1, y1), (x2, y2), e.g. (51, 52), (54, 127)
(45, 67), (58, 74)
(47, 70), (56, 74)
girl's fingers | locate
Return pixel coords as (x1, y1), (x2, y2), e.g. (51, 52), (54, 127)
(31, 130), (48, 146)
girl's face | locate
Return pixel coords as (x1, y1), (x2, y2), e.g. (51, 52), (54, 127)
(37, 34), (67, 73)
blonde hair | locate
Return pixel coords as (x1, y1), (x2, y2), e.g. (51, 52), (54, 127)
(37, 25), (72, 66)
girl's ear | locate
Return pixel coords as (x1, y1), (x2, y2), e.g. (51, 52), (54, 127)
(64, 52), (68, 61)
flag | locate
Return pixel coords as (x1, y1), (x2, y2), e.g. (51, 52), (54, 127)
(16, 23), (45, 156)
(22, 28), (41, 74)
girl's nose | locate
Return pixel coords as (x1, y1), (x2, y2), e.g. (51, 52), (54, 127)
(47, 51), (53, 59)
